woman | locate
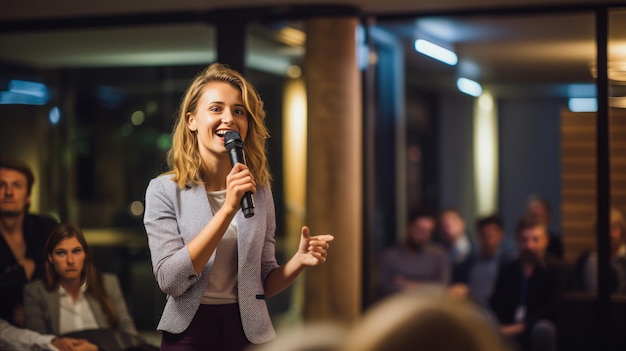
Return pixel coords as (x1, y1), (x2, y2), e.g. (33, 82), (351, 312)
(143, 63), (334, 351)
(23, 223), (139, 340)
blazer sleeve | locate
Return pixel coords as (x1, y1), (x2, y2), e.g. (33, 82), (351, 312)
(23, 280), (50, 334)
(143, 176), (201, 297)
(260, 187), (279, 283)
(103, 274), (139, 337)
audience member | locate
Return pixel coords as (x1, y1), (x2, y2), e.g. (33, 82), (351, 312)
(378, 210), (450, 298)
(467, 214), (517, 310)
(340, 288), (509, 351)
(1, 158), (58, 327)
(23, 223), (142, 348)
(490, 215), (563, 351)
(438, 208), (476, 284)
(526, 194), (563, 259)
(0, 316), (97, 351)
(581, 207), (626, 293)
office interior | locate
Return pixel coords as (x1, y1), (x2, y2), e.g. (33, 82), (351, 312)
(1, 1), (626, 349)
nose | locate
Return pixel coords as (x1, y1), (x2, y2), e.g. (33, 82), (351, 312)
(221, 109), (235, 124)
(67, 253), (75, 265)
(4, 185), (13, 197)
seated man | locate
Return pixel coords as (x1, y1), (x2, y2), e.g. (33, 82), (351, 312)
(0, 158), (58, 327)
(526, 194), (563, 259)
(467, 214), (516, 310)
(378, 209), (450, 298)
(490, 215), (563, 351)
(438, 208), (476, 284)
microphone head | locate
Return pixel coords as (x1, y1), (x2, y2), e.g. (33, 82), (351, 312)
(224, 130), (243, 151)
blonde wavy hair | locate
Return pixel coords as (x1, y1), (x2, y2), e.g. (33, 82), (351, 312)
(166, 63), (271, 188)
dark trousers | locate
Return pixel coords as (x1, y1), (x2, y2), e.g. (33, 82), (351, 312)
(160, 304), (251, 351)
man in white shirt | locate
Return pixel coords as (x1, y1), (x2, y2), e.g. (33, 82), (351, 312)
(439, 208), (476, 284)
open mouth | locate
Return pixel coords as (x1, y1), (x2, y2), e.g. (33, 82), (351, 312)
(215, 129), (231, 137)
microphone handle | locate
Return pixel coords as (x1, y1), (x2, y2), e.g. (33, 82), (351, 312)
(227, 147), (255, 218)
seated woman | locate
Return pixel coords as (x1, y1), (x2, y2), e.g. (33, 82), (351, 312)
(23, 223), (140, 346)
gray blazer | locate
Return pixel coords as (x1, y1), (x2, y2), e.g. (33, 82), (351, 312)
(143, 174), (279, 344)
(23, 273), (139, 337)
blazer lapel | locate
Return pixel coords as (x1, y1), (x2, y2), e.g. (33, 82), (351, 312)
(180, 183), (213, 243)
(86, 295), (108, 328)
(46, 289), (61, 335)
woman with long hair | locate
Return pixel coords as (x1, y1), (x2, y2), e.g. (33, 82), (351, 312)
(143, 62), (334, 351)
(23, 223), (139, 339)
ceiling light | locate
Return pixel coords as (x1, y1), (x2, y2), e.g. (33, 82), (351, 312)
(568, 98), (597, 112)
(414, 39), (458, 66)
(457, 77), (482, 97)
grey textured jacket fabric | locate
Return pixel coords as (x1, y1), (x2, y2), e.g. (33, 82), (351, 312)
(143, 174), (279, 344)
(23, 273), (139, 337)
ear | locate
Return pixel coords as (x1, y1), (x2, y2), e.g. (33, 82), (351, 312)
(47, 254), (53, 263)
(186, 112), (197, 132)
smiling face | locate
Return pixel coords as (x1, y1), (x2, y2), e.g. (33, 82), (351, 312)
(0, 168), (31, 216)
(186, 81), (249, 165)
(48, 236), (85, 283)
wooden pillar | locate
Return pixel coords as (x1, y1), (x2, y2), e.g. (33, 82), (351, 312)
(303, 16), (362, 323)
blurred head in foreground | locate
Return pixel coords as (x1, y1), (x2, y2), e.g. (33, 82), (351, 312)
(340, 289), (508, 351)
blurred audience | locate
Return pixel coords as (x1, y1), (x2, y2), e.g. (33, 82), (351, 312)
(1, 158), (58, 327)
(490, 215), (563, 351)
(526, 195), (563, 259)
(24, 223), (143, 349)
(581, 207), (626, 294)
(378, 209), (450, 298)
(438, 208), (476, 284)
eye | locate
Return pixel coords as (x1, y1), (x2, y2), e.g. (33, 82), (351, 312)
(234, 108), (247, 115)
(55, 250), (67, 257)
(72, 248), (83, 255)
(209, 106), (222, 113)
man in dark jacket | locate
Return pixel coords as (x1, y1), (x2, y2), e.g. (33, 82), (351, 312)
(0, 158), (57, 327)
(490, 215), (563, 351)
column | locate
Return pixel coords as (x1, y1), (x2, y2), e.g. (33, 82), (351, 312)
(303, 15), (362, 323)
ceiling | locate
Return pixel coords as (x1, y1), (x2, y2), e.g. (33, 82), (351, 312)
(1, 1), (625, 98)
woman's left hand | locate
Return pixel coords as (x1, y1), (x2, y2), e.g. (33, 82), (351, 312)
(297, 226), (334, 266)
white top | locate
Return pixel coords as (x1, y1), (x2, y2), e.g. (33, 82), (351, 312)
(450, 234), (472, 263)
(58, 283), (99, 334)
(0, 317), (57, 351)
(201, 189), (239, 305)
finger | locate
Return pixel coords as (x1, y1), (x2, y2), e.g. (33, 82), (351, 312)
(301, 226), (310, 240)
(310, 234), (334, 242)
(309, 239), (332, 249)
(230, 162), (249, 173)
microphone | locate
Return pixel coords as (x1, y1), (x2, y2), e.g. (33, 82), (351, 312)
(223, 130), (255, 218)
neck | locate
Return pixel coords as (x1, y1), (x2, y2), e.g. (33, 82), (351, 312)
(482, 248), (497, 259)
(0, 213), (25, 236)
(200, 155), (231, 191)
(61, 278), (82, 300)
(522, 261), (534, 277)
